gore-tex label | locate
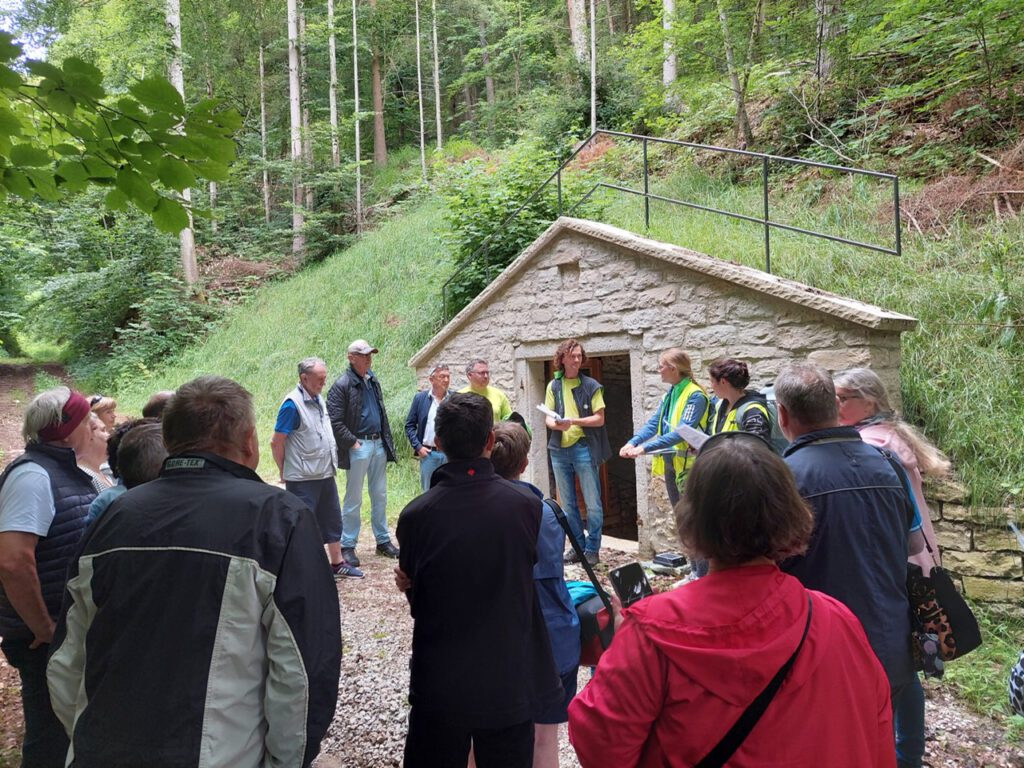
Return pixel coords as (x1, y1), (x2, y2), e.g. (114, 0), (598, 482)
(164, 458), (207, 470)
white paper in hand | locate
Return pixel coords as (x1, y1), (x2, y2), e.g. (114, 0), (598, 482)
(674, 423), (709, 451)
(536, 404), (566, 422)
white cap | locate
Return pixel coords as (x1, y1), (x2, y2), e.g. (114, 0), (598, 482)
(347, 339), (379, 355)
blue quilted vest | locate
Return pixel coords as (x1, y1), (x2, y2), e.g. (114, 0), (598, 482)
(0, 443), (95, 637)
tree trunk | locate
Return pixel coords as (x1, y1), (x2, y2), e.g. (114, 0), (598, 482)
(414, 0), (427, 181)
(716, 0), (753, 146)
(259, 44), (271, 224)
(352, 0), (363, 232)
(205, 73), (218, 235)
(431, 0), (443, 150)
(623, 0), (632, 33)
(165, 0), (197, 284)
(328, 0), (341, 170)
(479, 19), (495, 107)
(299, 2), (314, 210)
(604, 0), (614, 35)
(567, 0), (588, 65)
(662, 0), (676, 88)
(369, 0), (387, 167)
(590, 0), (597, 134)
(287, 0), (305, 255)
(814, 0), (842, 83)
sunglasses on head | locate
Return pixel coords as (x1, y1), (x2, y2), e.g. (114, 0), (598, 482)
(90, 395), (105, 407)
(697, 430), (775, 456)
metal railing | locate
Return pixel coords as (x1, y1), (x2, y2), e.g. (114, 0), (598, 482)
(441, 129), (901, 318)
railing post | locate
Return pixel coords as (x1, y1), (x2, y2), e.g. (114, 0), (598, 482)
(893, 175), (902, 259)
(762, 155), (771, 274)
(643, 137), (650, 230)
(557, 170), (563, 217)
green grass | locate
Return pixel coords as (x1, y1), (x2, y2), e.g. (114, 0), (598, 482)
(941, 603), (1024, 729)
(111, 198), (451, 519)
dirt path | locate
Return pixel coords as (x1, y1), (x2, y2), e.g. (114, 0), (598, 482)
(0, 366), (1020, 766)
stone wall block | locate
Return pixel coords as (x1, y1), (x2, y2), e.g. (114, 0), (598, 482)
(808, 347), (871, 371)
(924, 479), (968, 505)
(942, 550), (1022, 579)
(938, 504), (971, 522)
(641, 285), (678, 305)
(932, 520), (972, 552)
(961, 576), (1024, 603)
(972, 525), (1021, 554)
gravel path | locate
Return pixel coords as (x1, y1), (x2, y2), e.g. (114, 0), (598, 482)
(315, 543), (1023, 768)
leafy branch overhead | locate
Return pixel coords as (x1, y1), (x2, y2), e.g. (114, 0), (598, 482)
(0, 31), (241, 233)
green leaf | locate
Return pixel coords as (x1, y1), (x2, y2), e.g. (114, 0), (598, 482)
(82, 157), (116, 179)
(115, 167), (159, 211)
(61, 57), (103, 81)
(0, 33), (22, 64)
(46, 89), (77, 117)
(2, 168), (33, 197)
(157, 156), (196, 191)
(56, 160), (89, 191)
(128, 77), (185, 118)
(151, 196), (190, 233)
(25, 168), (59, 200)
(104, 187), (130, 211)
(0, 64), (22, 90)
(137, 141), (163, 164)
(10, 144), (51, 167)
(199, 137), (236, 165)
(0, 106), (22, 137)
(53, 143), (80, 156)
(191, 160), (229, 182)
(25, 60), (63, 81)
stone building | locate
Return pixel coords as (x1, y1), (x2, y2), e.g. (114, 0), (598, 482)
(409, 217), (918, 555)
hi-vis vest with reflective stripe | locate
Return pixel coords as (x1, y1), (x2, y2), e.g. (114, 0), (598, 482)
(709, 398), (771, 437)
(651, 379), (709, 476)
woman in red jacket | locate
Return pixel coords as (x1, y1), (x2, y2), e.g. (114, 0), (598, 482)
(568, 432), (897, 768)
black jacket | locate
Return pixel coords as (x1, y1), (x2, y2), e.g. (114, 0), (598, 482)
(326, 366), (397, 470)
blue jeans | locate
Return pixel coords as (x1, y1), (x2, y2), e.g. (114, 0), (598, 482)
(893, 675), (925, 768)
(550, 441), (603, 554)
(419, 449), (447, 491)
(342, 438), (390, 547)
(1, 636), (69, 767)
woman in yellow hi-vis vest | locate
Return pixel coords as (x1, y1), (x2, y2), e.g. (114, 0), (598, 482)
(619, 349), (709, 510)
(706, 359), (773, 442)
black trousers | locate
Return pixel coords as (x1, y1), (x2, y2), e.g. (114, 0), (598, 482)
(1, 636), (70, 768)
(403, 707), (534, 768)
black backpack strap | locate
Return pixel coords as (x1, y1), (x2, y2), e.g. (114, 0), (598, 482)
(544, 497), (614, 622)
(695, 595), (814, 768)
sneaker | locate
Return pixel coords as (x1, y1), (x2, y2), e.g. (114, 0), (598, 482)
(376, 540), (400, 558)
(341, 547), (360, 567)
(563, 549), (581, 564)
(331, 561), (364, 579)
(584, 551), (600, 566)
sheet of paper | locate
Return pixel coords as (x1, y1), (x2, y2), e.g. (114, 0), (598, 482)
(674, 423), (709, 451)
(536, 404), (567, 422)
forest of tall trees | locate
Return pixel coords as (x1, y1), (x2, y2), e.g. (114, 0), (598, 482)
(0, 0), (1021, 379)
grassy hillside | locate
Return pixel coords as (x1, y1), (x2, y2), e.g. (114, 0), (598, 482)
(112, 199), (450, 511)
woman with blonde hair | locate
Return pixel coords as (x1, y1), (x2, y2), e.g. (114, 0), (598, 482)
(833, 367), (950, 768)
(619, 348), (709, 508)
(89, 395), (118, 430)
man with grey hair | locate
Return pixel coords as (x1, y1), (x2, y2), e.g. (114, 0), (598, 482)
(405, 363), (451, 491)
(0, 386), (95, 767)
(272, 357), (362, 578)
(775, 362), (923, 767)
(459, 358), (513, 422)
(48, 376), (342, 768)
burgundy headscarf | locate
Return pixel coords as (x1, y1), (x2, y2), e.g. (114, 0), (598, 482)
(38, 391), (91, 443)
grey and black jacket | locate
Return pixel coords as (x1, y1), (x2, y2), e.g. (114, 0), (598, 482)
(47, 452), (342, 768)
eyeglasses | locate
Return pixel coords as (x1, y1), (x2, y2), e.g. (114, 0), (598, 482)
(697, 429), (775, 456)
(836, 393), (862, 404)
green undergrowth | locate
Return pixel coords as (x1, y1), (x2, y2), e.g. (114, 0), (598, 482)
(584, 162), (1024, 507)
(110, 199), (450, 517)
(940, 603), (1024, 732)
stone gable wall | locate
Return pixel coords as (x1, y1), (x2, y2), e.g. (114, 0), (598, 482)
(414, 230), (911, 555)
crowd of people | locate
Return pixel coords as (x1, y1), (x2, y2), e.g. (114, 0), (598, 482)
(0, 335), (953, 768)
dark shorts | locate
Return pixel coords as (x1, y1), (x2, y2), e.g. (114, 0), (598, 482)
(535, 667), (579, 725)
(285, 477), (342, 543)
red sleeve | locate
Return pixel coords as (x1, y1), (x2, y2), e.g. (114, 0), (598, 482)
(568, 619), (667, 767)
(875, 671), (897, 768)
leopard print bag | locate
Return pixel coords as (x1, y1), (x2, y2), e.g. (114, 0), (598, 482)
(906, 562), (982, 663)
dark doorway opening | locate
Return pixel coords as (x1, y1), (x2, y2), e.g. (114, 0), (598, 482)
(544, 354), (638, 541)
